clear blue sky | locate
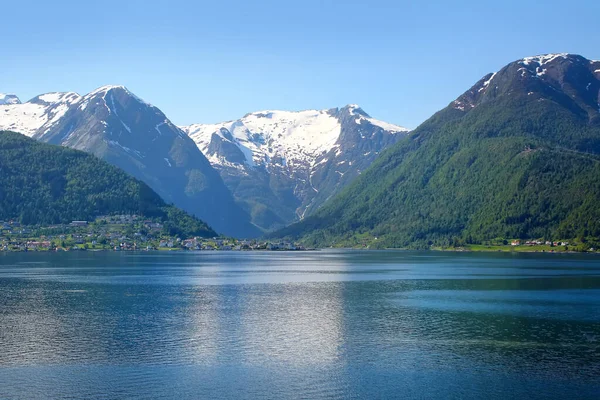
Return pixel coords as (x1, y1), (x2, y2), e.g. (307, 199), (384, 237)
(3, 0), (599, 129)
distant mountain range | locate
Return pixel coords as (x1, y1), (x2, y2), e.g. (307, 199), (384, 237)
(4, 53), (599, 246)
(275, 53), (600, 248)
(1, 87), (407, 236)
(181, 105), (408, 230)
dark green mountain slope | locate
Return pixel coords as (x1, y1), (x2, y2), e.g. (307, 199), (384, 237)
(0, 131), (216, 238)
(276, 54), (600, 248)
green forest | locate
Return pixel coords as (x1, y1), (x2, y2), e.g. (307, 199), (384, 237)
(0, 131), (216, 238)
(275, 91), (600, 249)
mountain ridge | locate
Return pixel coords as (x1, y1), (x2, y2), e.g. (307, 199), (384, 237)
(274, 53), (600, 248)
(180, 104), (410, 231)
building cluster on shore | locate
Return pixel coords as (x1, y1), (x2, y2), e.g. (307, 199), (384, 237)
(510, 240), (570, 247)
(0, 217), (305, 252)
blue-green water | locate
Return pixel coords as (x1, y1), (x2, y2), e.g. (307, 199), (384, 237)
(0, 250), (598, 399)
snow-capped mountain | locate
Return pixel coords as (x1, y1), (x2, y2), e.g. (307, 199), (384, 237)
(0, 86), (259, 238)
(452, 53), (600, 117)
(181, 105), (409, 231)
(2, 85), (409, 234)
(184, 105), (407, 169)
(1, 92), (82, 137)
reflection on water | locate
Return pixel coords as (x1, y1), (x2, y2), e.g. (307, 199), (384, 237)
(0, 250), (599, 399)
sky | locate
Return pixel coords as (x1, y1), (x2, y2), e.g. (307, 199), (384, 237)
(3, 0), (600, 129)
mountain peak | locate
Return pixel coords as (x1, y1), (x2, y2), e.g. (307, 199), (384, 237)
(520, 53), (572, 66)
(518, 53), (600, 66)
(86, 85), (148, 103)
(92, 84), (129, 93)
(81, 85), (154, 116)
(341, 104), (369, 117)
(452, 53), (600, 114)
(515, 53), (596, 76)
(0, 93), (21, 105)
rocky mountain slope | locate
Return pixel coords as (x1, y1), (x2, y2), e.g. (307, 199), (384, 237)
(0, 94), (21, 105)
(275, 53), (600, 248)
(181, 105), (409, 231)
(0, 86), (259, 238)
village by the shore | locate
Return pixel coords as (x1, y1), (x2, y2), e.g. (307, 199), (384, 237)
(0, 215), (306, 252)
(3, 214), (597, 254)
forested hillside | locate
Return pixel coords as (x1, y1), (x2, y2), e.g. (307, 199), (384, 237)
(0, 131), (216, 238)
(275, 54), (600, 248)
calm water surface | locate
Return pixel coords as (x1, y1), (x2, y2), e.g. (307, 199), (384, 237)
(0, 250), (598, 399)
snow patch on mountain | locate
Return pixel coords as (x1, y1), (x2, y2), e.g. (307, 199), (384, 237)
(183, 108), (343, 169)
(478, 72), (497, 92)
(0, 102), (49, 136)
(357, 115), (409, 133)
(36, 92), (80, 104)
(121, 120), (132, 133)
(88, 85), (153, 108)
(521, 53), (569, 66)
(347, 105), (409, 133)
(155, 122), (166, 136)
(452, 99), (475, 112)
(182, 106), (408, 171)
(87, 85), (126, 97)
(0, 91), (82, 136)
(106, 140), (144, 159)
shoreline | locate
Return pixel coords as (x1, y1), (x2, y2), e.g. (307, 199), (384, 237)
(431, 247), (599, 254)
(3, 246), (598, 255)
(0, 248), (318, 253)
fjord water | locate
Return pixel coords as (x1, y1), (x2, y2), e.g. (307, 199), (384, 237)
(0, 251), (598, 399)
